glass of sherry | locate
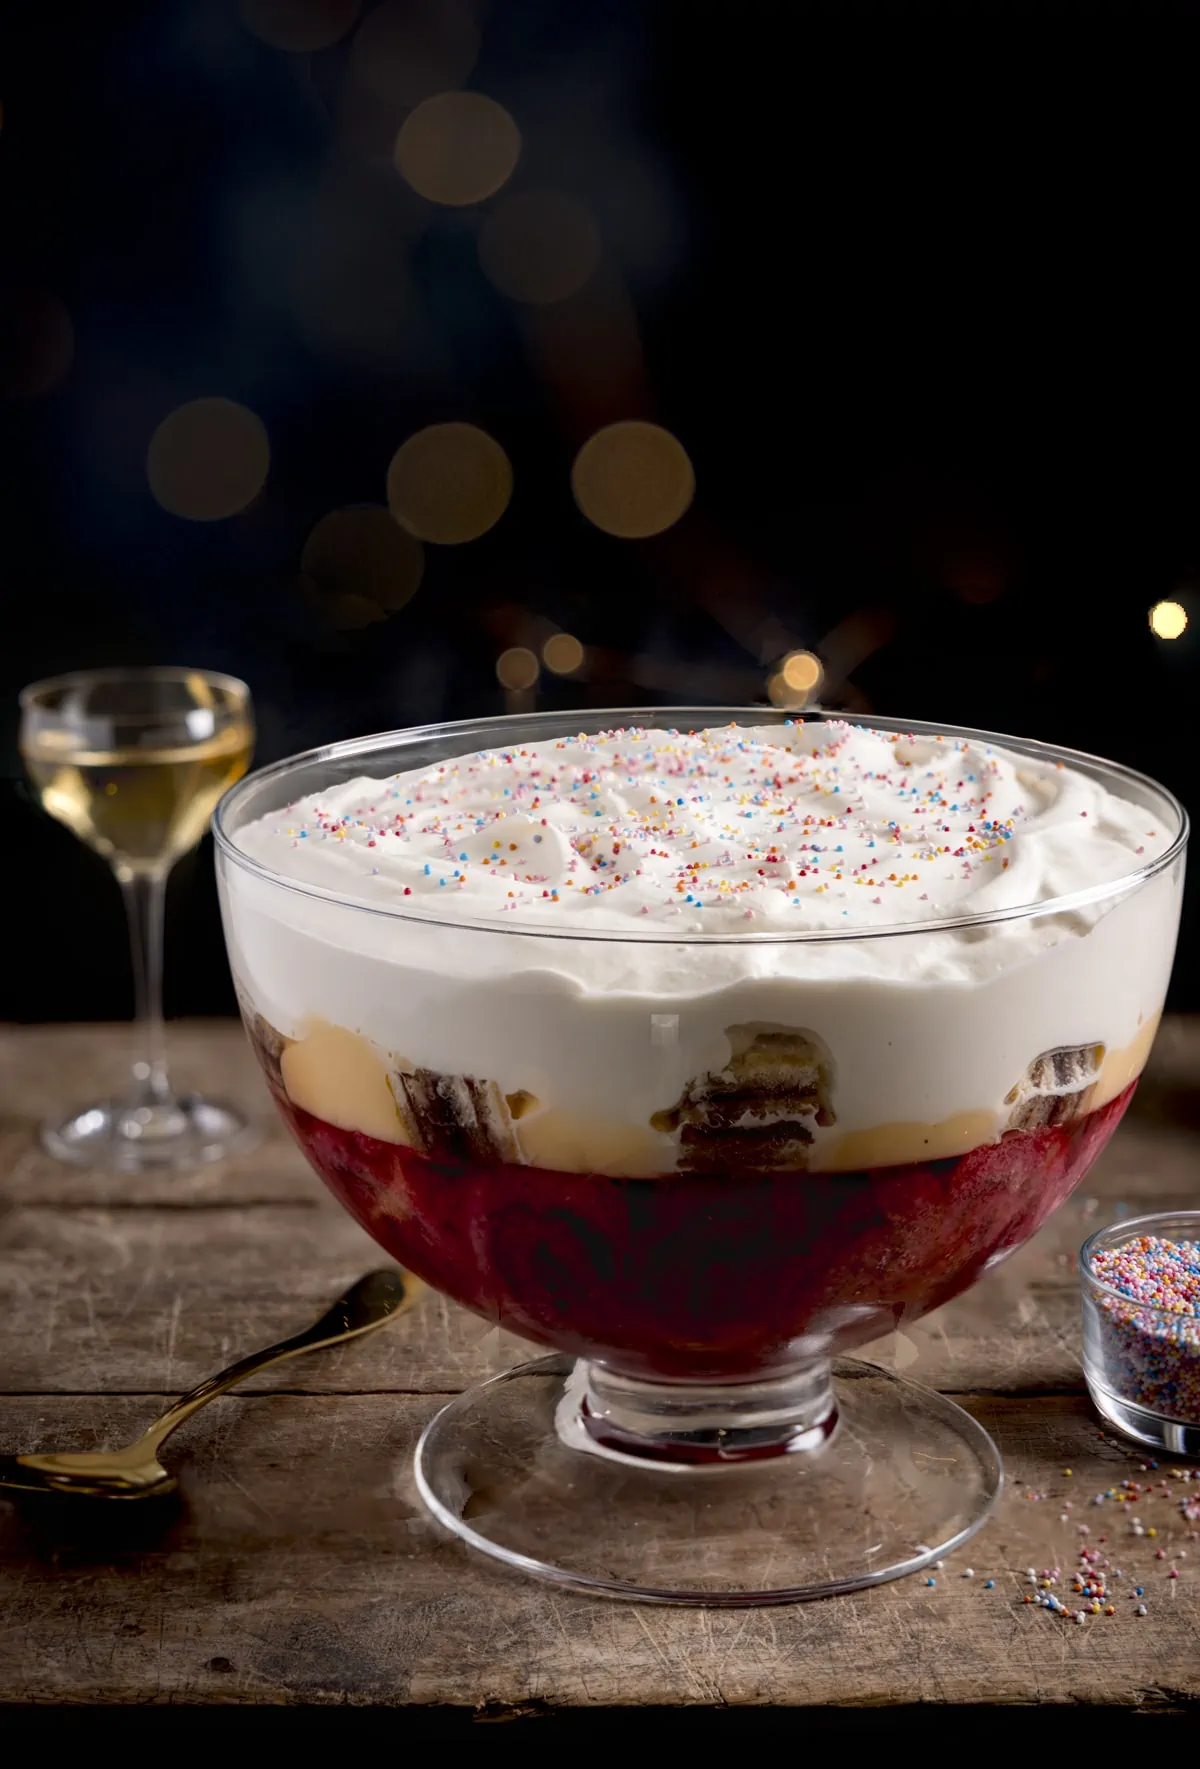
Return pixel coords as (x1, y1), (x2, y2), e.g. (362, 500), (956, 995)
(20, 666), (260, 1170)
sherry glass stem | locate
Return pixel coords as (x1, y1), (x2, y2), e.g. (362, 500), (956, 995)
(119, 865), (172, 1108)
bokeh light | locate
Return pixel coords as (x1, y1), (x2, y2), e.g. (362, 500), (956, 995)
(146, 397), (269, 521)
(781, 650), (823, 693)
(238, 0), (359, 52)
(386, 422), (513, 544)
(768, 650), (823, 708)
(478, 192), (601, 305)
(0, 288), (74, 397)
(496, 646), (540, 690)
(542, 632), (585, 675)
(571, 421), (695, 539)
(301, 506), (424, 626)
(394, 92), (521, 207)
(1149, 599), (1188, 640)
(349, 0), (478, 107)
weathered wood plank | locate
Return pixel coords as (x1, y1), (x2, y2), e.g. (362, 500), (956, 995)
(0, 1202), (527, 1395)
(0, 1180), (1191, 1398)
(0, 1392), (1195, 1708)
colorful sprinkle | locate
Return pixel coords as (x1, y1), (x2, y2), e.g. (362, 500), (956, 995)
(240, 722), (1084, 928)
(1089, 1234), (1200, 1423)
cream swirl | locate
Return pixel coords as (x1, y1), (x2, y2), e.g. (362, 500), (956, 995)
(234, 721), (1168, 932)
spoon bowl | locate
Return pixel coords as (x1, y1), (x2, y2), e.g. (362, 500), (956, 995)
(0, 1447), (175, 1500)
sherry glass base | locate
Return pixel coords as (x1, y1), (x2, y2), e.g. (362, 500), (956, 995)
(41, 1094), (260, 1172)
(415, 1352), (1002, 1606)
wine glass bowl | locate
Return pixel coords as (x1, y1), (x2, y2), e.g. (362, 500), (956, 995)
(214, 707), (1187, 1601)
(21, 669), (252, 873)
(20, 666), (260, 1170)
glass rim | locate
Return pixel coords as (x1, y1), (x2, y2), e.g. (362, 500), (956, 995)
(19, 665), (252, 711)
(212, 705), (1189, 946)
(1079, 1210), (1200, 1312)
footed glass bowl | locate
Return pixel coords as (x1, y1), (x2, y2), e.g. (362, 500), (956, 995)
(214, 708), (1187, 1604)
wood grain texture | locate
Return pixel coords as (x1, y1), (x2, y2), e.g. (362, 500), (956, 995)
(0, 1393), (1196, 1708)
(1, 1019), (1198, 1709)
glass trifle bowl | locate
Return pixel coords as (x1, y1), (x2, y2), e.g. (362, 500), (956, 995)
(213, 709), (1187, 1604)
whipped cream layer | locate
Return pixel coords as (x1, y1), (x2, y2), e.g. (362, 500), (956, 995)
(231, 722), (1165, 934)
(221, 722), (1184, 1173)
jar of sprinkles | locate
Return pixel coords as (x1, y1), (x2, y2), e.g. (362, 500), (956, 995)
(1081, 1211), (1200, 1456)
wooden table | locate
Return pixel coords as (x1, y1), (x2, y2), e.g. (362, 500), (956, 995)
(2, 1019), (1198, 1721)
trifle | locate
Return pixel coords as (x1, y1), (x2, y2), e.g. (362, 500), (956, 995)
(214, 709), (1187, 1603)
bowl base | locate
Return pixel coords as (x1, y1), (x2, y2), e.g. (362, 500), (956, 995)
(1086, 1379), (1200, 1457)
(415, 1353), (1003, 1606)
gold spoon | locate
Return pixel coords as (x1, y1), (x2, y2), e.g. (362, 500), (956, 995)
(0, 1268), (418, 1500)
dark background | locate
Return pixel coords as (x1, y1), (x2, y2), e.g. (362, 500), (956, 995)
(1, 0), (1196, 1023)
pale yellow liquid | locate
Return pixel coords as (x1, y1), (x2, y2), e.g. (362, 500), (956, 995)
(23, 721), (253, 873)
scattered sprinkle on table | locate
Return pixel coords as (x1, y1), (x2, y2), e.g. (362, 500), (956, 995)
(921, 1453), (1200, 1627)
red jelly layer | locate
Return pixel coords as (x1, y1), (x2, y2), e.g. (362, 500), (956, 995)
(276, 1086), (1134, 1382)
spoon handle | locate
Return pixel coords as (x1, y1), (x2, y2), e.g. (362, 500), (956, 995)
(139, 1268), (417, 1456)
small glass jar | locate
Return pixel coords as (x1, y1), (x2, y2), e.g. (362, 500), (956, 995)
(1081, 1211), (1200, 1455)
